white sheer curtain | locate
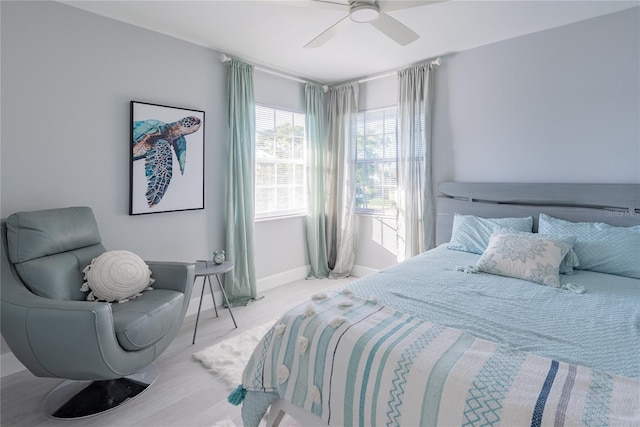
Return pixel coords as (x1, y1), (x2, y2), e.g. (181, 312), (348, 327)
(396, 60), (439, 261)
(325, 83), (359, 277)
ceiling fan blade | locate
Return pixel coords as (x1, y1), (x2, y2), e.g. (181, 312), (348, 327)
(305, 15), (352, 48)
(371, 12), (419, 45)
(379, 0), (442, 13)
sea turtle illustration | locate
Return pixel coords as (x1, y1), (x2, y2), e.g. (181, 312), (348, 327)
(132, 116), (201, 207)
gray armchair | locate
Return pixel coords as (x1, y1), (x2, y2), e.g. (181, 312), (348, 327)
(1, 206), (195, 418)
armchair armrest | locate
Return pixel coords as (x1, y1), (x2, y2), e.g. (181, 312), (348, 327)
(146, 261), (195, 295)
(2, 280), (110, 312)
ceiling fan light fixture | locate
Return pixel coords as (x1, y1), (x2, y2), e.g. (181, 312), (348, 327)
(350, 4), (380, 23)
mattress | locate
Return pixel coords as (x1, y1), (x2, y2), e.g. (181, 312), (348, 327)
(347, 244), (640, 379)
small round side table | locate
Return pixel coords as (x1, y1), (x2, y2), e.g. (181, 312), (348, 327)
(192, 260), (238, 344)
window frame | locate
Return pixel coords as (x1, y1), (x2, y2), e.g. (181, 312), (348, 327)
(355, 106), (398, 218)
(254, 103), (307, 221)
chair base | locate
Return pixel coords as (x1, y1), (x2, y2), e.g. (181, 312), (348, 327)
(42, 363), (158, 419)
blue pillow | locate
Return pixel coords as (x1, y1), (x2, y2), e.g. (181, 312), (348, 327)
(538, 213), (640, 279)
(448, 214), (534, 255)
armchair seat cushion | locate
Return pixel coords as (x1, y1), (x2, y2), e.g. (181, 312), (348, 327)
(111, 289), (184, 351)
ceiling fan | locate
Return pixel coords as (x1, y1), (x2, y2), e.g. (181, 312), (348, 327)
(303, 0), (434, 48)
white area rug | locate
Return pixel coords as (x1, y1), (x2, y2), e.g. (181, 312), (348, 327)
(193, 321), (274, 390)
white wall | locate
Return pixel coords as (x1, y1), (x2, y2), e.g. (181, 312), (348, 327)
(1, 0), (224, 262)
(432, 7), (640, 185)
(359, 75), (397, 111)
(1, 1), (310, 285)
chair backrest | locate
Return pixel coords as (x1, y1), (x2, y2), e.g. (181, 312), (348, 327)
(5, 206), (106, 301)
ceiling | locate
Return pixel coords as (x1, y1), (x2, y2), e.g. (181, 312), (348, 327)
(59, 0), (638, 84)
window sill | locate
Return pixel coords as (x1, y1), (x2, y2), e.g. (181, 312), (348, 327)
(255, 212), (306, 223)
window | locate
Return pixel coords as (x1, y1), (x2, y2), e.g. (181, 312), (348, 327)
(255, 105), (306, 219)
(356, 107), (397, 217)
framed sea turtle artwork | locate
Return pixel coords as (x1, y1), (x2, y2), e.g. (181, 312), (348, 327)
(130, 101), (205, 215)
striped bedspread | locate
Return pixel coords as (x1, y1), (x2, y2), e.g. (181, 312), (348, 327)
(239, 290), (639, 426)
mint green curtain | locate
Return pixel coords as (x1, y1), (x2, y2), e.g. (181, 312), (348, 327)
(326, 83), (359, 277)
(396, 61), (438, 261)
(304, 83), (330, 279)
(224, 59), (256, 305)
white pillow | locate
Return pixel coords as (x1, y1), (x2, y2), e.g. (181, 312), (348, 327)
(81, 250), (154, 303)
(476, 232), (572, 288)
(492, 228), (579, 274)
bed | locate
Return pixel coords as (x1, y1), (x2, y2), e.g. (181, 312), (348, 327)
(232, 182), (640, 426)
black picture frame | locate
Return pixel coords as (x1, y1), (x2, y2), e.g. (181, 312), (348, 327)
(130, 101), (205, 215)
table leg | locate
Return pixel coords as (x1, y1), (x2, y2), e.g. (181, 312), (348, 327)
(216, 275), (238, 328)
(192, 277), (206, 344)
(207, 276), (219, 317)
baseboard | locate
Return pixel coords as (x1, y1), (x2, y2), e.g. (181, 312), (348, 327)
(351, 264), (378, 278)
(187, 264), (375, 315)
(186, 265), (311, 317)
(257, 265), (310, 293)
(186, 264), (376, 318)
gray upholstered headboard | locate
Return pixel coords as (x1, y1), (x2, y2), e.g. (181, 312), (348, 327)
(436, 182), (640, 245)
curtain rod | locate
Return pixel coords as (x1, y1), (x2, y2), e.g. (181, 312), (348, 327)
(220, 53), (329, 92)
(354, 57), (442, 85)
(220, 53), (441, 91)
(220, 53), (311, 85)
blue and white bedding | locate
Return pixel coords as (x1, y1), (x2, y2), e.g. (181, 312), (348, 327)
(235, 245), (640, 426)
(348, 245), (640, 380)
(237, 289), (639, 426)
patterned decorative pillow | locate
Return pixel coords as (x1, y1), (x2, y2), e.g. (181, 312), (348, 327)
(493, 228), (579, 275)
(476, 232), (572, 287)
(448, 214), (534, 254)
(538, 214), (640, 279)
(81, 250), (154, 303)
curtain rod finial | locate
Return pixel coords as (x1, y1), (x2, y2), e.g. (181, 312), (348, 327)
(220, 54), (230, 63)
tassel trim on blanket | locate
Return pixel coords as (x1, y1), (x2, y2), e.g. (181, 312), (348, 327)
(228, 385), (247, 406)
(562, 283), (586, 293)
(456, 265), (480, 274)
(311, 292), (327, 301)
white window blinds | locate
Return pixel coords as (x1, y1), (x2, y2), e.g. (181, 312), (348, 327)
(255, 105), (306, 218)
(356, 107), (397, 217)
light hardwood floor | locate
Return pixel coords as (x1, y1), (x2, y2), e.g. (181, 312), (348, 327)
(0, 276), (356, 427)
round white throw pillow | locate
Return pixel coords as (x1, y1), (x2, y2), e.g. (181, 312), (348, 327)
(81, 250), (154, 303)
